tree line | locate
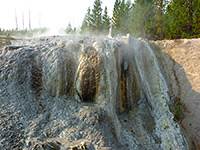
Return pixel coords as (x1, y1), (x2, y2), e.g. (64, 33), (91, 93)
(81, 0), (200, 40)
(0, 28), (48, 37)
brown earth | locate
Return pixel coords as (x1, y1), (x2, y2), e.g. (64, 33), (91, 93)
(152, 38), (200, 149)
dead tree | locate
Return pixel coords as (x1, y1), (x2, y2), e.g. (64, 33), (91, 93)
(15, 10), (18, 30)
(29, 9), (31, 30)
(22, 11), (24, 30)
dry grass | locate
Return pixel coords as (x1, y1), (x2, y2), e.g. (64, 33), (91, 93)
(0, 35), (13, 46)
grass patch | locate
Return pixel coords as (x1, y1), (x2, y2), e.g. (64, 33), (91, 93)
(170, 97), (185, 122)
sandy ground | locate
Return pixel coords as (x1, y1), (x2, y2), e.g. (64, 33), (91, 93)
(153, 38), (200, 148)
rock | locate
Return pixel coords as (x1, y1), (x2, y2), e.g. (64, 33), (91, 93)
(0, 36), (190, 150)
(107, 25), (113, 38)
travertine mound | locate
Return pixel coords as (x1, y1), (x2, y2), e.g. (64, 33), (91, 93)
(0, 36), (189, 150)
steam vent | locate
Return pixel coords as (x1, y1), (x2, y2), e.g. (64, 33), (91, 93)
(0, 36), (189, 150)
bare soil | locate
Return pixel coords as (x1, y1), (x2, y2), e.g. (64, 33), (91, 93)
(153, 38), (200, 148)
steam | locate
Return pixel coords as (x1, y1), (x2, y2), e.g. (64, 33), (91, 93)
(34, 28), (65, 37)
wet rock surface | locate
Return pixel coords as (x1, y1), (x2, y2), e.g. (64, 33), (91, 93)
(0, 36), (189, 149)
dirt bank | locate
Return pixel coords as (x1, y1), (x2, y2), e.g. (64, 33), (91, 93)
(153, 38), (200, 149)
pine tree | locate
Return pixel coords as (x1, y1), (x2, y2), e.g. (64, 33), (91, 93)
(187, 0), (194, 36)
(119, 0), (126, 25)
(180, 2), (191, 38)
(129, 0), (155, 39)
(119, 0), (132, 35)
(112, 0), (132, 35)
(154, 0), (169, 39)
(112, 0), (121, 34)
(192, 0), (200, 37)
(81, 7), (92, 34)
(102, 6), (110, 34)
(167, 0), (197, 39)
(65, 23), (72, 34)
(90, 0), (103, 33)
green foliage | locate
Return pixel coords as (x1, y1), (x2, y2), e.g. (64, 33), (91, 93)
(80, 7), (92, 34)
(65, 23), (76, 35)
(192, 0), (200, 38)
(112, 0), (132, 35)
(167, 0), (187, 39)
(119, 0), (132, 35)
(112, 0), (121, 34)
(167, 0), (199, 39)
(80, 0), (199, 39)
(65, 23), (72, 33)
(90, 0), (103, 33)
(102, 6), (111, 34)
(129, 0), (155, 39)
(171, 97), (185, 122)
(153, 0), (169, 39)
(81, 0), (108, 35)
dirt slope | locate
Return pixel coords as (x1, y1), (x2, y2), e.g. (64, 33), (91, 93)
(153, 38), (200, 148)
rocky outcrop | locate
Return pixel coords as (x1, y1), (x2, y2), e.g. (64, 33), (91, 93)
(0, 36), (189, 149)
